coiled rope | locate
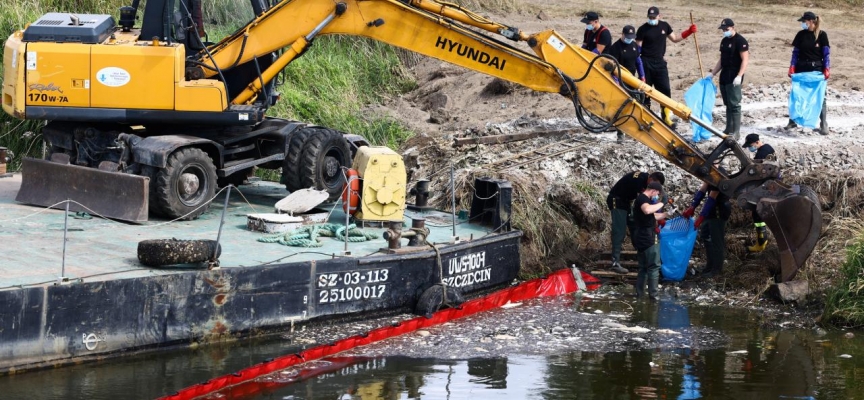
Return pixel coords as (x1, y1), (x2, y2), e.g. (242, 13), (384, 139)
(258, 223), (378, 247)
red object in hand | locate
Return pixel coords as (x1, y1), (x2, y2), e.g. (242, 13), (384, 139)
(640, 76), (646, 82)
(788, 66), (795, 78)
(694, 215), (705, 229)
(824, 67), (830, 80)
(681, 24), (697, 39)
(681, 206), (695, 219)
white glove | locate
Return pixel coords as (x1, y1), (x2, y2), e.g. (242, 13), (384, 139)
(733, 75), (742, 86)
(706, 72), (713, 80)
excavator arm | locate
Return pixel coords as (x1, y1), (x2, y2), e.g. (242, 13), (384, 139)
(193, 0), (818, 281)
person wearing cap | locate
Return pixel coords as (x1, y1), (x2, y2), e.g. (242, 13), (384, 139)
(580, 11), (612, 54)
(785, 11), (830, 135)
(742, 134), (776, 252)
(606, 171), (666, 274)
(743, 133), (776, 161)
(632, 180), (667, 300)
(604, 25), (647, 143)
(636, 6), (697, 128)
(706, 18), (749, 140)
(682, 178), (732, 279)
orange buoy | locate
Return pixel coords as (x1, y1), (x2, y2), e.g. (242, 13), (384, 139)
(342, 168), (360, 215)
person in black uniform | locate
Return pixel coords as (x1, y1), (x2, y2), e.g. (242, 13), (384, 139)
(636, 6), (697, 128)
(785, 11), (830, 135)
(682, 181), (732, 279)
(605, 25), (646, 143)
(742, 134), (777, 252)
(606, 171), (665, 274)
(707, 18), (749, 140)
(580, 11), (612, 54)
(632, 181), (667, 300)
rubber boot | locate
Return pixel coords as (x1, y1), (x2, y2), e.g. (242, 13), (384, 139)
(662, 107), (676, 129)
(731, 112), (742, 141)
(819, 99), (829, 135)
(748, 224), (769, 252)
(785, 119), (797, 130)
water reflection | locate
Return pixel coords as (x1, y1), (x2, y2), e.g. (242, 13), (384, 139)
(0, 302), (862, 399)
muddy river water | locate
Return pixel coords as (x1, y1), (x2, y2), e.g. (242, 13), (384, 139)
(1, 295), (862, 400)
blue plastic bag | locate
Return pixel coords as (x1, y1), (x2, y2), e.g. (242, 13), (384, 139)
(789, 71), (826, 128)
(659, 217), (697, 281)
(683, 76), (717, 143)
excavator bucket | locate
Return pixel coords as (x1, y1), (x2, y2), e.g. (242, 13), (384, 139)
(757, 185), (822, 282)
(15, 158), (150, 222)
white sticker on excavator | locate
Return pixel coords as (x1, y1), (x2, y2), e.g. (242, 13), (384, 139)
(547, 35), (566, 53)
(26, 51), (36, 70)
(96, 67), (130, 87)
(11, 49), (17, 68)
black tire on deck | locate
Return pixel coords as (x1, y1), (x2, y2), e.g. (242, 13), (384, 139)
(298, 128), (352, 202)
(138, 239), (221, 267)
(282, 128), (313, 193)
(153, 148), (218, 220)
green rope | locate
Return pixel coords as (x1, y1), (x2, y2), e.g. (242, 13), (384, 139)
(258, 223), (379, 247)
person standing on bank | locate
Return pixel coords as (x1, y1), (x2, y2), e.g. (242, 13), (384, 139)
(606, 171), (666, 274)
(581, 12), (612, 55)
(632, 181), (667, 300)
(682, 181), (732, 279)
(605, 25), (646, 143)
(742, 134), (777, 252)
(636, 6), (697, 128)
(785, 11), (830, 135)
(706, 18), (749, 140)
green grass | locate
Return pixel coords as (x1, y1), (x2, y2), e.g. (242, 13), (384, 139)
(823, 236), (864, 328)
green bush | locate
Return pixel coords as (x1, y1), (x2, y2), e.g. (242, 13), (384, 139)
(823, 236), (864, 327)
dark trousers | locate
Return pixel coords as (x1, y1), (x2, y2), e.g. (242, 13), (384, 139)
(641, 58), (671, 109)
(720, 83), (742, 137)
(610, 208), (629, 264)
(636, 243), (660, 299)
(700, 218), (726, 274)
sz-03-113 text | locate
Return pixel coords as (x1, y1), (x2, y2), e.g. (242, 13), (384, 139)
(316, 269), (389, 304)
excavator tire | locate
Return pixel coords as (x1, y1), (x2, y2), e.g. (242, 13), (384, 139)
(282, 128), (314, 193)
(152, 148), (218, 220)
(298, 128), (352, 202)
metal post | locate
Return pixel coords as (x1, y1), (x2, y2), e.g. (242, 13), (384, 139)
(450, 163), (457, 240)
(60, 199), (69, 283)
(212, 185), (231, 267)
(344, 183), (350, 255)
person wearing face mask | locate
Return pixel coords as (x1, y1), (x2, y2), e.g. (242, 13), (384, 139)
(580, 11), (612, 54)
(706, 18), (749, 140)
(636, 6), (697, 129)
(682, 179), (732, 279)
(604, 25), (646, 143)
(742, 134), (776, 252)
(785, 11), (830, 135)
(607, 171), (665, 274)
(632, 181), (668, 300)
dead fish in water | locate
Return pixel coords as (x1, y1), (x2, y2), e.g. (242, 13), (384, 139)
(614, 326), (652, 334)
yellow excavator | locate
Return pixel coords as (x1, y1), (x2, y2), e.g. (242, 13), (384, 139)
(2, 0), (819, 281)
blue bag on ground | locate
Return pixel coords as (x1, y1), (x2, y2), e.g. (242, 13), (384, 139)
(683, 76), (716, 143)
(789, 71), (826, 128)
(659, 217), (697, 281)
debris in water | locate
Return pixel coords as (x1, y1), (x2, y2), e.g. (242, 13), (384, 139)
(838, 354), (853, 358)
(501, 302), (522, 309)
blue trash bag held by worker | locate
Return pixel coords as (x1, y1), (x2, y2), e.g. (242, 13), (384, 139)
(684, 76), (716, 143)
(659, 217), (697, 281)
(789, 71), (827, 128)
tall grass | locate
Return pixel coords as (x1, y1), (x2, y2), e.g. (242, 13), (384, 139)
(823, 236), (864, 328)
